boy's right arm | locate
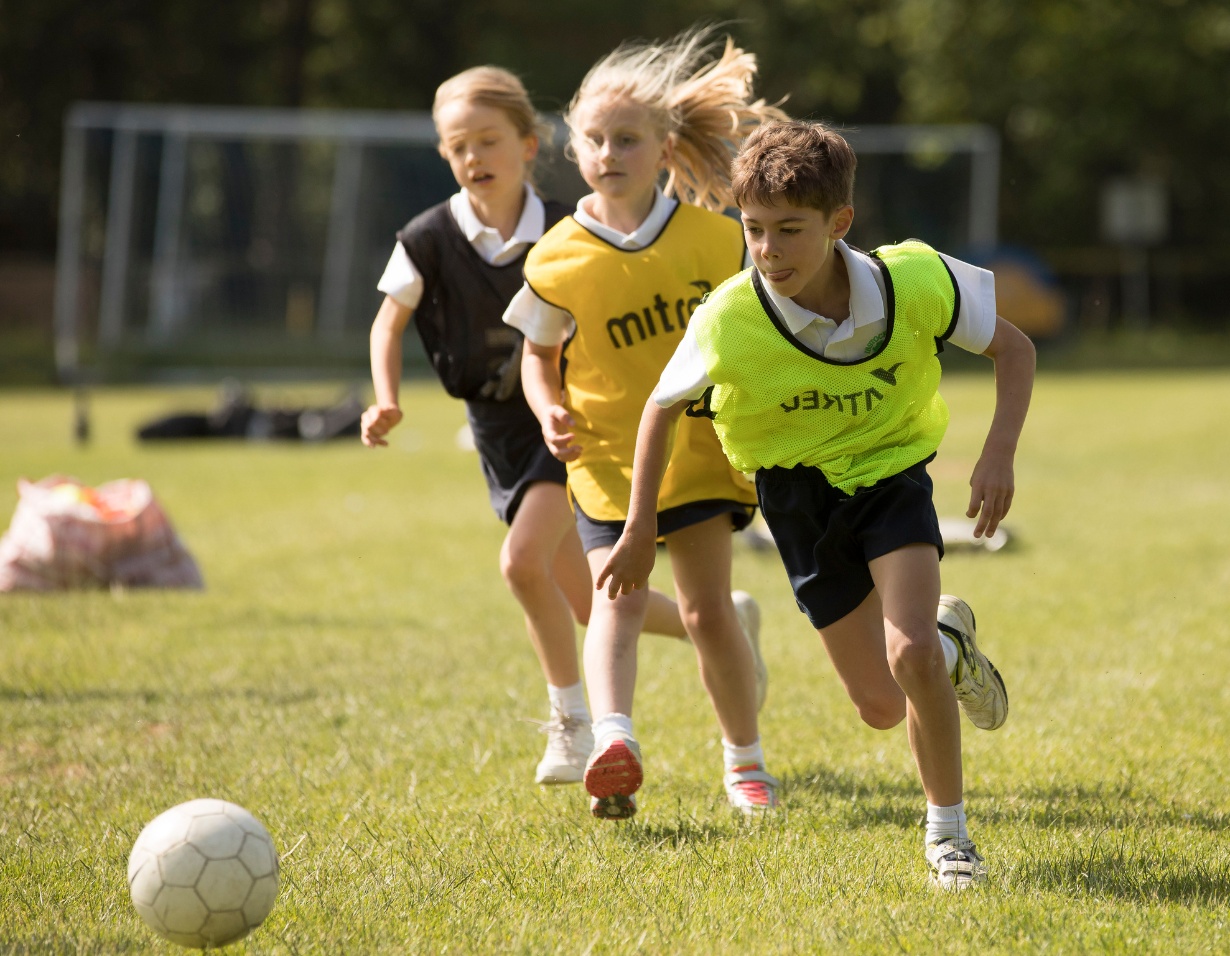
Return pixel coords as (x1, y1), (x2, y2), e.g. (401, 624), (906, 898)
(362, 295), (413, 447)
(596, 397), (687, 599)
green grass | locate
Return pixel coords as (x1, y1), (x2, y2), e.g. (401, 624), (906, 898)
(1, 372), (1229, 954)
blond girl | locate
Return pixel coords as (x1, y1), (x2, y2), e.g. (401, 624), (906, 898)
(361, 66), (688, 787)
(505, 29), (785, 819)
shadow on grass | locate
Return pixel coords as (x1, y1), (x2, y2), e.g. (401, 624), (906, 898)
(1010, 830), (1230, 904)
(614, 815), (736, 849)
(981, 780), (1229, 832)
(781, 764), (924, 830)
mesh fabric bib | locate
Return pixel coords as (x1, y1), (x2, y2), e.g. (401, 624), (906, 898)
(691, 240), (958, 493)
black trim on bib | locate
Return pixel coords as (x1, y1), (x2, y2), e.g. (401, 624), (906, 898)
(570, 202), (682, 252)
(937, 256), (961, 342)
(750, 268), (896, 367)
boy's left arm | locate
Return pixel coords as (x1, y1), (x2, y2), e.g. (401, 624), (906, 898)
(969, 315), (1036, 537)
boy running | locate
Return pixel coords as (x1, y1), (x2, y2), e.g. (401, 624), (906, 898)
(599, 120), (1035, 886)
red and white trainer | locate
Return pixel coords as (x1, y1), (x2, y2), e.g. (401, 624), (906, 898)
(584, 731), (643, 821)
(723, 763), (780, 814)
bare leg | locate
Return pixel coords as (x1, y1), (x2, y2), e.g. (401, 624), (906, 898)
(500, 483), (584, 688)
(583, 545), (648, 719)
(665, 516), (758, 746)
(869, 544), (962, 807)
(814, 590), (906, 730)
(552, 519), (686, 639)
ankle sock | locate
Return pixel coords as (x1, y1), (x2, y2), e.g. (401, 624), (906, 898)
(547, 682), (589, 721)
(925, 801), (968, 845)
(722, 738), (764, 772)
(937, 628), (959, 677)
(591, 713), (634, 744)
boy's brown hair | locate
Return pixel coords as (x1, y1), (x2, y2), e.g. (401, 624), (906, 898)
(731, 120), (857, 214)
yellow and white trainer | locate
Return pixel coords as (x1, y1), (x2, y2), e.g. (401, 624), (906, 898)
(938, 595), (1008, 731)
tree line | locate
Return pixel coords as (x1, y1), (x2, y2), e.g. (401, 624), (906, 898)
(4, 0), (1229, 256)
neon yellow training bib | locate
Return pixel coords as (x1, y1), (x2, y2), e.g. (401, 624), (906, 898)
(690, 240), (959, 493)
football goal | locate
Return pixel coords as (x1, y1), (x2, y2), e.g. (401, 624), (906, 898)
(54, 103), (998, 386)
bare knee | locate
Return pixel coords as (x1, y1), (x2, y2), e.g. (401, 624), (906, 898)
(850, 688), (906, 729)
(678, 600), (728, 646)
(886, 629), (945, 685)
(499, 543), (550, 597)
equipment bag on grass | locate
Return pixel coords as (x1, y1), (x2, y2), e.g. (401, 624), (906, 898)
(0, 476), (204, 591)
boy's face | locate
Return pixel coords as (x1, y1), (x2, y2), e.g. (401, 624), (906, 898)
(740, 199), (854, 311)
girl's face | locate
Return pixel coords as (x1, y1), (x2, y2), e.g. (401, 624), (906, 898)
(570, 94), (670, 203)
(435, 100), (538, 201)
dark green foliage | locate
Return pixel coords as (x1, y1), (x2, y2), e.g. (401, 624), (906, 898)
(4, 0), (1229, 259)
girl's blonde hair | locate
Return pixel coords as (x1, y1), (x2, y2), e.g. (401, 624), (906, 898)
(432, 66), (554, 169)
(565, 26), (787, 211)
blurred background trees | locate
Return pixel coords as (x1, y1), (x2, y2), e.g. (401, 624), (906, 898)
(3, 0), (1229, 341)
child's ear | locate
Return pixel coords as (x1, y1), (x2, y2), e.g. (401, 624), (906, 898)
(524, 133), (540, 164)
(832, 205), (855, 239)
(658, 132), (675, 168)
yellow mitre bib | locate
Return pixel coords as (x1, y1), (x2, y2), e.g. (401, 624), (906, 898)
(525, 204), (755, 521)
(690, 240), (958, 493)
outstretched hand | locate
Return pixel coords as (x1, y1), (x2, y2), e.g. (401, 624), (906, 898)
(595, 528), (657, 600)
(361, 404), (403, 447)
(967, 448), (1014, 538)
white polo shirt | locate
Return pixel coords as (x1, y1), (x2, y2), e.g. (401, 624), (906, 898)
(376, 184), (546, 310)
(503, 188), (753, 346)
(652, 239), (998, 406)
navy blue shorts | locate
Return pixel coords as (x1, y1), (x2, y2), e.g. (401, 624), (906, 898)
(572, 496), (756, 554)
(755, 456), (944, 630)
(465, 397), (566, 525)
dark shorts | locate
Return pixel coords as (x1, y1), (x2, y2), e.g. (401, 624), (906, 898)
(755, 456), (944, 630)
(573, 496), (756, 554)
(465, 397), (566, 525)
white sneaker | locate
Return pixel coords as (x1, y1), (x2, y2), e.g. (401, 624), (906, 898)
(926, 837), (988, 890)
(584, 731), (643, 820)
(732, 590), (768, 712)
(938, 595), (1008, 731)
(534, 709), (593, 785)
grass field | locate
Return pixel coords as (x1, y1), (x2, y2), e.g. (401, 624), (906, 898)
(1, 370), (1228, 954)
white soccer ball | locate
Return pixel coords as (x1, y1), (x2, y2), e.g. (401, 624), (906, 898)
(127, 798), (279, 949)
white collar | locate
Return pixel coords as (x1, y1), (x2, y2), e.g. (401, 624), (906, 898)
(450, 184), (545, 244)
(574, 187), (678, 249)
(760, 240), (886, 339)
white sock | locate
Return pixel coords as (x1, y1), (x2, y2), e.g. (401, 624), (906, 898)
(591, 713), (634, 743)
(547, 682), (589, 720)
(722, 738), (764, 772)
(938, 628), (959, 677)
(925, 801), (968, 845)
